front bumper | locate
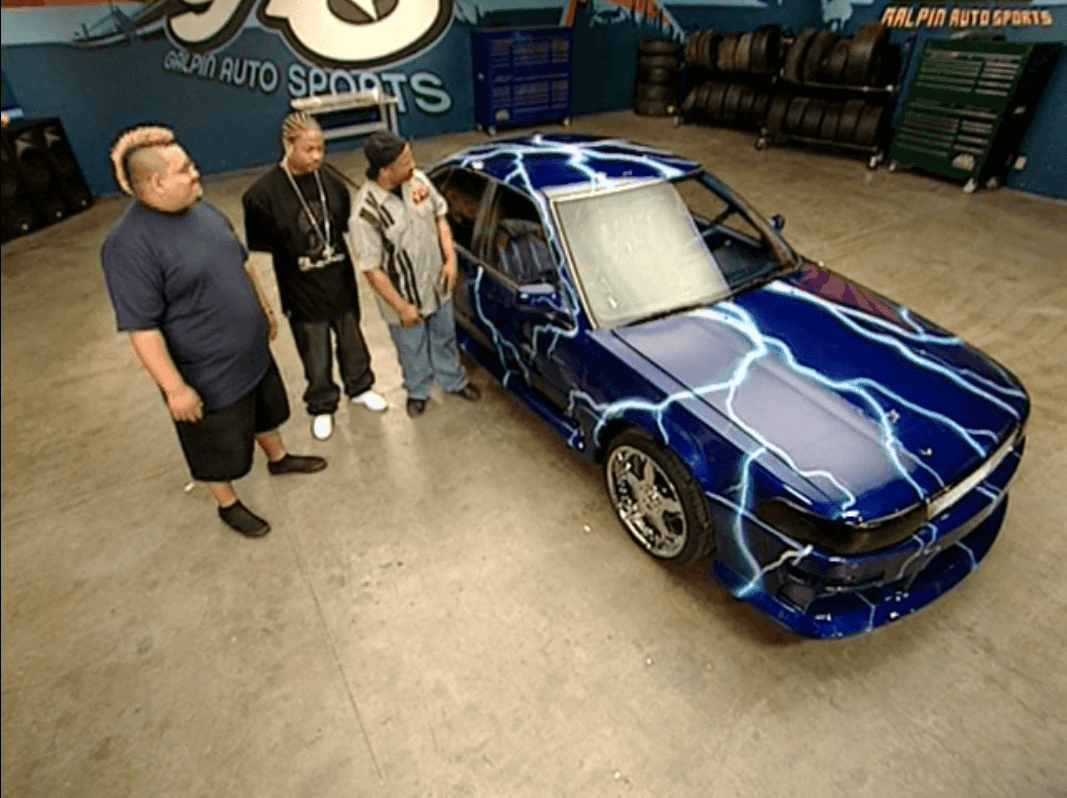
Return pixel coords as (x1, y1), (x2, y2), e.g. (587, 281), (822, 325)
(711, 436), (1025, 639)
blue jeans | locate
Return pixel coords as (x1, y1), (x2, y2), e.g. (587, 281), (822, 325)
(388, 300), (468, 401)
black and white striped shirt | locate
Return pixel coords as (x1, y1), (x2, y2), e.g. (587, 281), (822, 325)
(349, 170), (450, 325)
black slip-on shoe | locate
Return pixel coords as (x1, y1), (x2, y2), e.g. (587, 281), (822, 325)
(267, 454), (328, 475)
(218, 501), (271, 537)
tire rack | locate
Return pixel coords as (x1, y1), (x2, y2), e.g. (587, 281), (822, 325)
(757, 75), (899, 170)
(755, 25), (905, 169)
(678, 27), (781, 134)
(679, 25), (908, 170)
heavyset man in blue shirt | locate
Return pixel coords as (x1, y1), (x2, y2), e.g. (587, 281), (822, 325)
(100, 125), (326, 538)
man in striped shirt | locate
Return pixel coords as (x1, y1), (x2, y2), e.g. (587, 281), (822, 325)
(349, 131), (481, 417)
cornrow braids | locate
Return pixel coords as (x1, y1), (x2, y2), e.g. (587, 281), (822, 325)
(281, 111), (323, 147)
(109, 125), (175, 196)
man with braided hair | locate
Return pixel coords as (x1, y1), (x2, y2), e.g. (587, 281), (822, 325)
(242, 112), (386, 442)
(101, 125), (327, 538)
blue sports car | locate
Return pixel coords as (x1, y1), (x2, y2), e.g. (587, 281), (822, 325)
(427, 134), (1028, 639)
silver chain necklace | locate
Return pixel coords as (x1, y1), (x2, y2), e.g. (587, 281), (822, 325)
(282, 163), (336, 261)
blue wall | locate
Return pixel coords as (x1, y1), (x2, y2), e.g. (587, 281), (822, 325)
(1, 0), (1062, 198)
(0, 13), (479, 196)
(668, 2), (822, 33)
(1, 69), (21, 112)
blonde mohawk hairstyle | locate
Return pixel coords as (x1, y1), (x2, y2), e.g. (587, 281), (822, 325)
(281, 111), (322, 147)
(109, 125), (175, 196)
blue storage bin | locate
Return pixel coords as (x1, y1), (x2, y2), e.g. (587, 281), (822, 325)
(472, 27), (572, 132)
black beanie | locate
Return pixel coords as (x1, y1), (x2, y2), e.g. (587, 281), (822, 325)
(364, 130), (407, 179)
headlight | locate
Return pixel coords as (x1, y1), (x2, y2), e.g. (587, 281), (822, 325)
(758, 498), (928, 554)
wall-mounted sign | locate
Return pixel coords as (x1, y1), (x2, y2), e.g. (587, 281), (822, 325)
(879, 4), (1056, 28)
(160, 45), (454, 114)
(166, 0), (455, 69)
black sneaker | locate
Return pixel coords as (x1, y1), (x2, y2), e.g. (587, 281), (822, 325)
(452, 384), (481, 402)
(406, 398), (428, 417)
(267, 454), (328, 475)
(218, 501), (270, 537)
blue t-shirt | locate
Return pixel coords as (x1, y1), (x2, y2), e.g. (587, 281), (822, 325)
(101, 200), (270, 412)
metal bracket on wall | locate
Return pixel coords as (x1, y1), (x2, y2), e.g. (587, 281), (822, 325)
(291, 90), (400, 141)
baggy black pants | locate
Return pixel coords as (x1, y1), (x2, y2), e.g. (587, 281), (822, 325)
(288, 310), (375, 416)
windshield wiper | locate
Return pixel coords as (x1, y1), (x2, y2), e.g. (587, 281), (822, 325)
(622, 300), (715, 327)
(729, 261), (800, 297)
(621, 262), (801, 328)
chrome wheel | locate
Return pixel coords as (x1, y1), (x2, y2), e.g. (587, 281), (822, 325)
(606, 444), (688, 559)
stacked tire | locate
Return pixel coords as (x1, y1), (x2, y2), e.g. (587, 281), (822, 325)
(681, 23), (892, 164)
(763, 94), (886, 147)
(634, 38), (683, 116)
(685, 26), (783, 76)
(681, 26), (782, 130)
(781, 23), (890, 87)
(682, 81), (776, 130)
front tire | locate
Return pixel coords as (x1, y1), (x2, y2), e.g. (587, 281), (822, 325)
(604, 429), (715, 566)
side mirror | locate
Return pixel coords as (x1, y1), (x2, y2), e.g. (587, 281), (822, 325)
(770, 214), (786, 231)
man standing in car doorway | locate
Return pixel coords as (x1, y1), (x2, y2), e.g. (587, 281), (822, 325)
(243, 112), (387, 442)
(349, 131), (481, 418)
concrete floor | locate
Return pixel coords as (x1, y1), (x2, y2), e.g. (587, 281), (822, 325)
(2, 111), (1065, 798)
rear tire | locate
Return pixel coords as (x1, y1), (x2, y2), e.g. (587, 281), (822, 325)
(604, 429), (715, 567)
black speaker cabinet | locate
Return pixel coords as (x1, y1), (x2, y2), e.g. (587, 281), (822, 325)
(1, 135), (41, 242)
(1, 117), (93, 242)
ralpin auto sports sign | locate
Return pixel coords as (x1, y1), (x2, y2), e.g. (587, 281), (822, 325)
(166, 0), (455, 68)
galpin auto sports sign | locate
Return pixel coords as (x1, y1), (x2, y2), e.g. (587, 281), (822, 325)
(166, 0), (456, 68)
(878, 2), (1057, 29)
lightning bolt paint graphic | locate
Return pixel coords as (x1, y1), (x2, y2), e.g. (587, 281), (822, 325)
(453, 133), (696, 370)
(438, 134), (1025, 621)
(769, 282), (1024, 420)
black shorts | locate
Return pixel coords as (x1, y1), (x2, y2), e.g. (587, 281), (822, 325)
(174, 358), (291, 482)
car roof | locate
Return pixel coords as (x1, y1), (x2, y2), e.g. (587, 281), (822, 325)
(433, 133), (702, 198)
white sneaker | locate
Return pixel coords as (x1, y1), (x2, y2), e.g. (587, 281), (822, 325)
(311, 414), (334, 440)
(351, 390), (388, 412)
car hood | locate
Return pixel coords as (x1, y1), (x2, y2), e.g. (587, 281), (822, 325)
(610, 263), (1029, 519)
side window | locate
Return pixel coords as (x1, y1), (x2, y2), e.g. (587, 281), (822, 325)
(672, 175), (777, 285)
(673, 177), (763, 244)
(432, 167), (489, 252)
(483, 185), (555, 285)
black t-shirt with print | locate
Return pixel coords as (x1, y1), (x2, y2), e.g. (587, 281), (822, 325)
(243, 165), (360, 322)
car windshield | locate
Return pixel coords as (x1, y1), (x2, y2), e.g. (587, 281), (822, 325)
(553, 174), (790, 328)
